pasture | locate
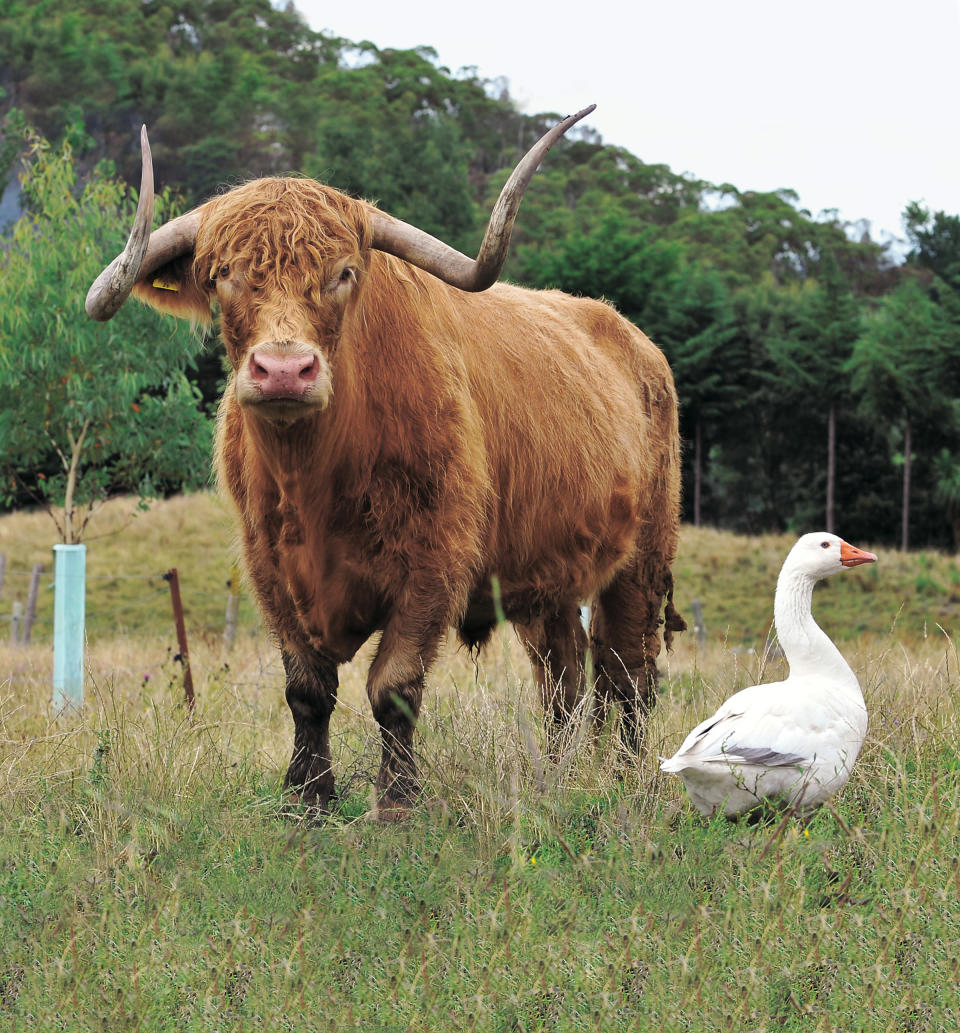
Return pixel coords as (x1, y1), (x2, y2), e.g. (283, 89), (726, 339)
(1, 494), (959, 1030)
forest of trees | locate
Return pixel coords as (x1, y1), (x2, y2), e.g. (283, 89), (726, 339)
(3, 0), (960, 548)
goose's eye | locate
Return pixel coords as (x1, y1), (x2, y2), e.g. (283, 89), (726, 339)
(820, 541), (831, 549)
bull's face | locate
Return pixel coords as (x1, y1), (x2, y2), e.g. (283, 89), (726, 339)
(136, 179), (372, 426)
(201, 180), (371, 425)
(213, 252), (355, 423)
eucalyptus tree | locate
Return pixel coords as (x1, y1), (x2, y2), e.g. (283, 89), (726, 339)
(904, 202), (960, 293)
(0, 131), (210, 539)
(647, 263), (740, 526)
(932, 444), (960, 550)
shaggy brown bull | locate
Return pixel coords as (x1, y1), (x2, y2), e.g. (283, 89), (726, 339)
(86, 108), (685, 818)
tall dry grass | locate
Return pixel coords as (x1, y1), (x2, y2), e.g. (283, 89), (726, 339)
(2, 504), (960, 1028)
(3, 604), (958, 845)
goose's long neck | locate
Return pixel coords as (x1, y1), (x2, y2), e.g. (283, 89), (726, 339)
(774, 567), (857, 686)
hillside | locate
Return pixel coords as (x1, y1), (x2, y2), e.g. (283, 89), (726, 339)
(0, 493), (956, 651)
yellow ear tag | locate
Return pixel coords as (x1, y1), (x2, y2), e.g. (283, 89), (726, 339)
(152, 277), (180, 292)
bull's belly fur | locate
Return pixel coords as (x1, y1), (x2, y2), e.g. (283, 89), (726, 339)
(232, 443), (646, 658)
(264, 498), (640, 663)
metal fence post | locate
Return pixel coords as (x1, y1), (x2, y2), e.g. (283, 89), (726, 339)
(691, 599), (706, 648)
(223, 563), (241, 652)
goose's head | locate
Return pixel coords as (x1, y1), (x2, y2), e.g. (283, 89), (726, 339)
(786, 532), (877, 580)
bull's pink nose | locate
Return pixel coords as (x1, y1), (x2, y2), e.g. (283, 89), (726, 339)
(249, 350), (320, 398)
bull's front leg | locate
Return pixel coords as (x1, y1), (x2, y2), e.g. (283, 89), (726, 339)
(365, 605), (448, 821)
(282, 646), (338, 810)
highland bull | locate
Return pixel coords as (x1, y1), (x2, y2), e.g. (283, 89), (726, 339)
(86, 107), (685, 819)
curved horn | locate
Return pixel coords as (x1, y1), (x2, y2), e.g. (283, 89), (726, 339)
(85, 126), (200, 321)
(370, 104), (596, 292)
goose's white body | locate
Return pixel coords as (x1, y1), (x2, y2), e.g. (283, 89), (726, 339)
(661, 533), (875, 818)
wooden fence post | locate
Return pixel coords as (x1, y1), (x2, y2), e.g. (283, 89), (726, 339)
(10, 601), (22, 644)
(22, 563), (43, 644)
(163, 568), (195, 712)
(691, 598), (706, 648)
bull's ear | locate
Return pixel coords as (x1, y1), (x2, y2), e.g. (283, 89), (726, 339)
(131, 254), (211, 323)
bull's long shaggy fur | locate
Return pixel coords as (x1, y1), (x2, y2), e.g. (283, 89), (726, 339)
(131, 177), (685, 817)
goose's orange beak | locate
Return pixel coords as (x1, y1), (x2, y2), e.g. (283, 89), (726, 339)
(840, 541), (877, 567)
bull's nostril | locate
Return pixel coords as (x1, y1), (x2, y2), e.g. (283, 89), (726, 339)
(250, 353), (271, 381)
(299, 356), (319, 381)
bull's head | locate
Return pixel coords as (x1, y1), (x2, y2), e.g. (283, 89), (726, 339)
(86, 106), (595, 425)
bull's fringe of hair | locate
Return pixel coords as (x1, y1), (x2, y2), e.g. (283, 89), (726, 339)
(195, 178), (373, 291)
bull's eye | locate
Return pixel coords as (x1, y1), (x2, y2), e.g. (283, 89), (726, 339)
(325, 266), (356, 293)
(218, 264), (230, 279)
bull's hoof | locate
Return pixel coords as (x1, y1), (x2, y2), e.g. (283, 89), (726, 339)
(283, 786), (335, 819)
(369, 797), (414, 823)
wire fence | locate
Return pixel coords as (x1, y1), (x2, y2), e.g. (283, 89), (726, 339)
(0, 553), (251, 647)
(0, 551), (264, 714)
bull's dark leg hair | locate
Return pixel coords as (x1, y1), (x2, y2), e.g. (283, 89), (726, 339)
(365, 609), (447, 820)
(369, 675), (423, 818)
(516, 602), (589, 747)
(282, 647), (338, 809)
(592, 552), (686, 753)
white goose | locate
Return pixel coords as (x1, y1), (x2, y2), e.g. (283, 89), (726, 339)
(661, 532), (876, 818)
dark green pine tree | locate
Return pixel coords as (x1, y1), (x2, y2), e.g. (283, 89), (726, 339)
(848, 277), (951, 551)
(651, 263), (740, 527)
(767, 252), (863, 532)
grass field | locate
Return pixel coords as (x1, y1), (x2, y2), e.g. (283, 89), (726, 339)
(2, 496), (959, 1030)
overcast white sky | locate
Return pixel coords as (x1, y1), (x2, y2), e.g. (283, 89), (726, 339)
(296, 0), (960, 249)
